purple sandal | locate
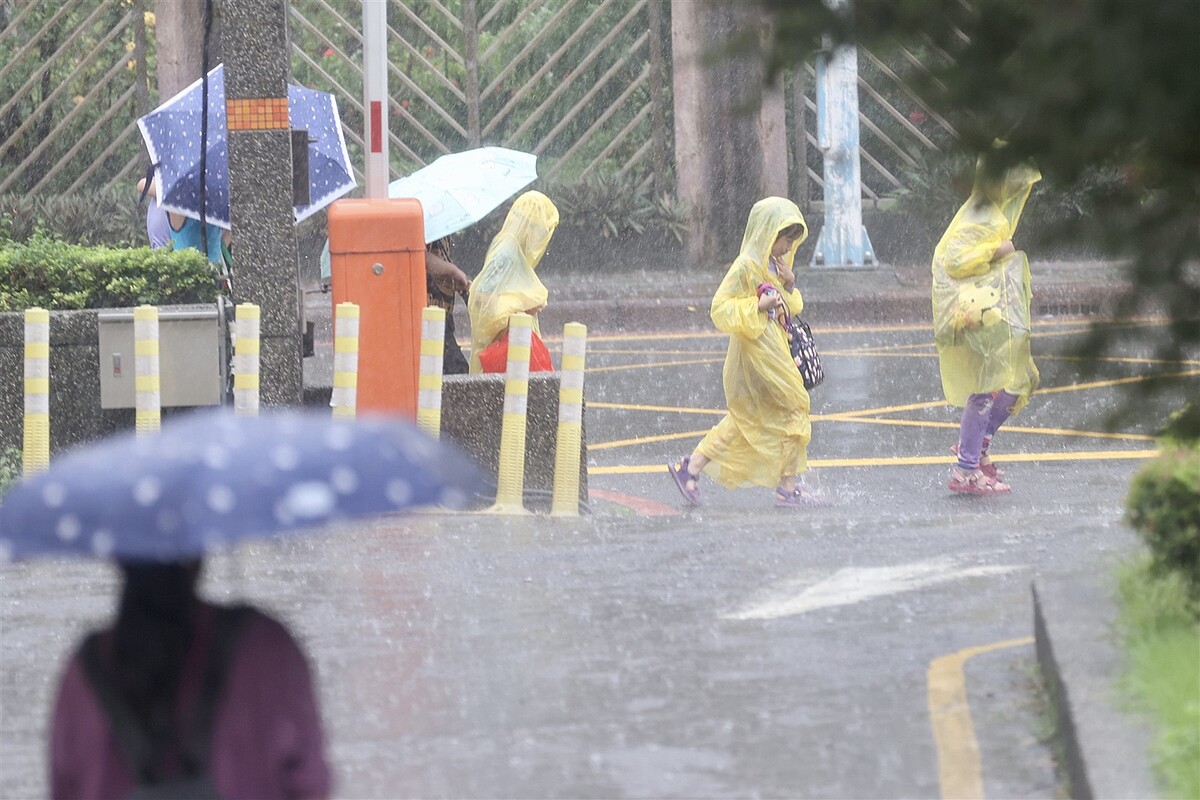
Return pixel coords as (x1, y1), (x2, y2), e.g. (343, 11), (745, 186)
(668, 456), (701, 506)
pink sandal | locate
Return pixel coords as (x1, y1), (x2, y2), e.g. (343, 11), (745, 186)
(950, 443), (1005, 480)
(948, 466), (1011, 495)
(668, 456), (701, 506)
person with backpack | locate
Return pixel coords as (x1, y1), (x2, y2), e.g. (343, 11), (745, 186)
(49, 560), (330, 799)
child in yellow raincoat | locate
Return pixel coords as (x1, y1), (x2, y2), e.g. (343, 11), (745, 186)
(668, 197), (815, 508)
(932, 152), (1042, 494)
(467, 191), (560, 374)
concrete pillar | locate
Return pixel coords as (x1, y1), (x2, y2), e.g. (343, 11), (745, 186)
(223, 0), (303, 406)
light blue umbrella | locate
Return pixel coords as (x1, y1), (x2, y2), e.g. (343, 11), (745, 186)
(321, 147), (537, 278)
(0, 409), (486, 563)
(137, 64), (356, 229)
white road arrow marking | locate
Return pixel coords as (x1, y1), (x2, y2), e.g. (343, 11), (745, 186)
(723, 557), (1024, 621)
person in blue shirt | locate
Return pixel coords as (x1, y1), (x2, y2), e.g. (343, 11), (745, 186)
(137, 177), (230, 265)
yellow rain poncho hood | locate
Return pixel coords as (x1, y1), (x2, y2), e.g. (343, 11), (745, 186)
(932, 156), (1042, 411)
(695, 197), (813, 489)
(467, 191), (559, 373)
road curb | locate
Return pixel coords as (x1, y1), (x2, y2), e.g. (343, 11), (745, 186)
(1031, 580), (1158, 799)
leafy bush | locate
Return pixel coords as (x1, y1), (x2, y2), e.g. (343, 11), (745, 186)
(1126, 408), (1200, 608)
(0, 235), (218, 311)
(543, 173), (690, 243)
(0, 446), (20, 496)
(0, 188), (145, 247)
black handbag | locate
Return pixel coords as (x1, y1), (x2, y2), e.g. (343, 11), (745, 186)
(788, 318), (824, 390)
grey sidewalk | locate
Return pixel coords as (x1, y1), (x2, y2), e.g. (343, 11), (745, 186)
(538, 259), (1132, 332)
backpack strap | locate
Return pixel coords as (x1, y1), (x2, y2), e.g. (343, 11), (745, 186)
(181, 605), (250, 772)
(81, 632), (160, 783)
(80, 605), (252, 783)
(138, 164), (156, 206)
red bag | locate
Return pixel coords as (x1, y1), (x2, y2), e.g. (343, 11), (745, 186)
(477, 329), (554, 373)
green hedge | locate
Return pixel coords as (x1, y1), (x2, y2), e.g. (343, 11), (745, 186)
(1126, 405), (1200, 609)
(0, 235), (219, 312)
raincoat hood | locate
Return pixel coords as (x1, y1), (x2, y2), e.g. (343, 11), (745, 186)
(740, 197), (808, 273)
(492, 190), (559, 269)
(971, 157), (1041, 238)
(467, 191), (560, 373)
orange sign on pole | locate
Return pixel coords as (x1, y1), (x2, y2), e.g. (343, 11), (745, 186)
(327, 198), (426, 417)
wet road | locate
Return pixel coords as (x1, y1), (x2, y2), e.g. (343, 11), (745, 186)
(3, 316), (1195, 798)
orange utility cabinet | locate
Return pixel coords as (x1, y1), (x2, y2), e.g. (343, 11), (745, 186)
(327, 198), (426, 417)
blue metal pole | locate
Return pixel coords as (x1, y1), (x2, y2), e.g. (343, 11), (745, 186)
(812, 6), (876, 268)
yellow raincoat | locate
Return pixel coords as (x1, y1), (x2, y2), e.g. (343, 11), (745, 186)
(467, 191), (560, 373)
(932, 158), (1042, 413)
(696, 197), (812, 489)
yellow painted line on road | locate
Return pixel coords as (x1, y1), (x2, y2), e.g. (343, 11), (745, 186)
(1037, 368), (1200, 394)
(590, 429), (713, 450)
(587, 357), (724, 374)
(589, 401), (727, 416)
(928, 637), (1035, 799)
(816, 416), (1156, 442)
(589, 449), (1156, 474)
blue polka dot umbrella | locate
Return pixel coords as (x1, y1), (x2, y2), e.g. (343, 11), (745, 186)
(136, 63), (356, 229)
(0, 409), (486, 562)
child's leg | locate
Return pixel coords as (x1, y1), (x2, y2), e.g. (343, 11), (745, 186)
(955, 393), (994, 470)
(983, 390), (1019, 442)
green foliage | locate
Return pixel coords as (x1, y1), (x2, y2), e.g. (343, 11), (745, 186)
(546, 173), (691, 244)
(0, 235), (217, 311)
(1126, 430), (1200, 607)
(0, 188), (145, 247)
(0, 1), (155, 195)
(1116, 556), (1200, 799)
(761, 0), (1200, 407)
(0, 446), (20, 496)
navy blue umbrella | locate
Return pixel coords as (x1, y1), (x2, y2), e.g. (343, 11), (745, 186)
(0, 409), (486, 562)
(136, 64), (355, 229)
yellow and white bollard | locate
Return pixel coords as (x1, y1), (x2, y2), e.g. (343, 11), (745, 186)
(22, 307), (50, 475)
(490, 313), (533, 514)
(417, 306), (446, 437)
(550, 322), (587, 517)
(232, 303), (260, 416)
(331, 302), (360, 419)
(133, 305), (160, 436)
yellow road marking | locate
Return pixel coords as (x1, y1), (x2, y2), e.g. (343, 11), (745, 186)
(813, 416), (1155, 442)
(589, 401), (727, 415)
(588, 449), (1156, 474)
(587, 357), (724, 374)
(928, 637), (1034, 799)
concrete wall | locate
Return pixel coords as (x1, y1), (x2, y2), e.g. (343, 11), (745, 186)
(2, 310), (587, 512)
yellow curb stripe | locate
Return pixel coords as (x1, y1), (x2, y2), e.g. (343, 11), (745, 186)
(928, 637), (1034, 799)
(588, 449), (1157, 475)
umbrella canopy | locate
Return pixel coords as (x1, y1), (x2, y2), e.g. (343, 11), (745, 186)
(0, 409), (486, 562)
(137, 64), (355, 230)
(319, 146), (537, 279)
(389, 146), (538, 242)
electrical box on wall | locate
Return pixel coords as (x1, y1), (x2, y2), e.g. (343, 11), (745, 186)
(98, 306), (224, 409)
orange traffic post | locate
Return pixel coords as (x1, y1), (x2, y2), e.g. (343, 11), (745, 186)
(327, 198), (426, 418)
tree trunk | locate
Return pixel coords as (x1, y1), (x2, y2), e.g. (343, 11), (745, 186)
(154, 0), (221, 99)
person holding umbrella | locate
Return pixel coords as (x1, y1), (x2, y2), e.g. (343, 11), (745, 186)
(49, 559), (331, 799)
(1, 409), (487, 798)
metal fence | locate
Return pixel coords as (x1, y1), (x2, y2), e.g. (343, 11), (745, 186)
(0, 0), (952, 202)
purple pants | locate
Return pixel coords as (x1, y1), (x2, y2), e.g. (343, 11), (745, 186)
(956, 391), (1017, 470)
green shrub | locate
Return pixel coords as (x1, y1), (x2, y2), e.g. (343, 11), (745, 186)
(0, 446), (20, 496)
(0, 235), (218, 311)
(1126, 415), (1200, 608)
(0, 188), (145, 247)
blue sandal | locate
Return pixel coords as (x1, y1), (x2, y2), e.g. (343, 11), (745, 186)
(775, 486), (819, 508)
(668, 456), (701, 506)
